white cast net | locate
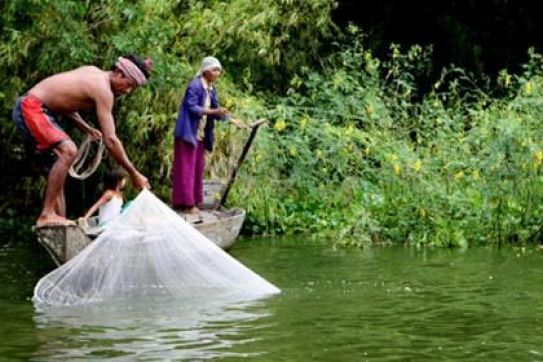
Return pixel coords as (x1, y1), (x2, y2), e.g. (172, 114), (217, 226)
(33, 189), (280, 307)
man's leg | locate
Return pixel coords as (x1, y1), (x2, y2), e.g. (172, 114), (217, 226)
(37, 140), (77, 226)
(55, 190), (66, 217)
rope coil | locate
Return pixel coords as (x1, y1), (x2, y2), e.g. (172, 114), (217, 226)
(69, 136), (105, 180)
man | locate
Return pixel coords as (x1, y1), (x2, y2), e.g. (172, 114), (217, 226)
(12, 54), (151, 226)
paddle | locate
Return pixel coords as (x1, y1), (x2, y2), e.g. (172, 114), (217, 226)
(213, 119), (268, 209)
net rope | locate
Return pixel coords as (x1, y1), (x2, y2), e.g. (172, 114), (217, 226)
(68, 136), (105, 180)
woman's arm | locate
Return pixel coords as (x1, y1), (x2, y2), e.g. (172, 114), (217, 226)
(185, 85), (205, 117)
(186, 84), (228, 117)
(83, 191), (113, 219)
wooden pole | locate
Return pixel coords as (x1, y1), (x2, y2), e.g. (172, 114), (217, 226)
(213, 119), (267, 209)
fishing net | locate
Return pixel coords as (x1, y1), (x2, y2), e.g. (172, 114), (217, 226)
(33, 189), (280, 307)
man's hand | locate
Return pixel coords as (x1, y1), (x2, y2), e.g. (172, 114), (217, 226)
(69, 112), (102, 140)
(87, 127), (103, 141)
(230, 118), (248, 129)
(131, 171), (151, 190)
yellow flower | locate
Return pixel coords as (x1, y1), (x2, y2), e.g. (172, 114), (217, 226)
(392, 46), (400, 59)
(332, 73), (342, 89)
(419, 208), (426, 218)
(525, 82), (533, 95)
(316, 149), (323, 158)
(289, 146), (297, 157)
(366, 104), (374, 115)
(224, 98), (234, 109)
(393, 163), (401, 176)
(274, 119), (287, 132)
(255, 154), (262, 163)
(345, 124), (354, 137)
(412, 159), (422, 173)
(503, 73), (512, 87)
(454, 171), (464, 181)
(300, 116), (309, 130)
(534, 150), (543, 167)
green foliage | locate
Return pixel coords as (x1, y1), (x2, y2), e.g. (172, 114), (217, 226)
(0, 0), (333, 207)
(228, 36), (543, 247)
(3, 2), (543, 248)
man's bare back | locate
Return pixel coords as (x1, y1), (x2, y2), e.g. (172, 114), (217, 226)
(13, 55), (152, 226)
(28, 66), (113, 115)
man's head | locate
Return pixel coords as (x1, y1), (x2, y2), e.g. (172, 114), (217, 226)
(111, 54), (152, 96)
(197, 56), (222, 83)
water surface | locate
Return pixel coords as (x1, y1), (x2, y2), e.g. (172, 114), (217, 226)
(1, 235), (542, 361)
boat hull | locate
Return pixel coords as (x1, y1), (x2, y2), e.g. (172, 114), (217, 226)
(34, 208), (246, 266)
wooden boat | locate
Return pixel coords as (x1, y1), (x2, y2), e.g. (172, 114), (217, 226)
(33, 120), (267, 266)
(33, 202), (246, 266)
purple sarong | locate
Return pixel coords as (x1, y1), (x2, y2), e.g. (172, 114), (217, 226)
(172, 139), (206, 207)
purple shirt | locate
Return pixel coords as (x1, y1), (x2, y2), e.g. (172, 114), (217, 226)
(174, 76), (227, 151)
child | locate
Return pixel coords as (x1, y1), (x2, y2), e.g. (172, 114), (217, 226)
(83, 169), (126, 225)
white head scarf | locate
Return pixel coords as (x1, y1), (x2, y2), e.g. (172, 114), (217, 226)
(197, 56), (222, 77)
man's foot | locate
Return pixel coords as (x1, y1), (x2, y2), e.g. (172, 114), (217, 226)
(36, 214), (76, 227)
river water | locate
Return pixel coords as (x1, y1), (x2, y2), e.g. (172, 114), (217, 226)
(1, 235), (542, 361)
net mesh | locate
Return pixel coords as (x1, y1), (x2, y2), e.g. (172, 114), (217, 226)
(33, 189), (280, 307)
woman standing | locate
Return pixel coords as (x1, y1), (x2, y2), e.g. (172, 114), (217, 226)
(172, 56), (245, 213)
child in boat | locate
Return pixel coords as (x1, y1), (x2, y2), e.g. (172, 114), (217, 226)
(82, 169), (126, 225)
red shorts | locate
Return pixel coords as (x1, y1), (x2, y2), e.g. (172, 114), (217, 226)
(15, 95), (69, 152)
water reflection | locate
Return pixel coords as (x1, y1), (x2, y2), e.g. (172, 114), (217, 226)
(33, 297), (274, 360)
(3, 238), (543, 361)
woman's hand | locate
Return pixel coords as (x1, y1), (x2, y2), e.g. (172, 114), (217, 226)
(209, 107), (229, 117)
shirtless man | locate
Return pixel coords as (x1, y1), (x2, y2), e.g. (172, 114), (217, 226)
(12, 54), (152, 226)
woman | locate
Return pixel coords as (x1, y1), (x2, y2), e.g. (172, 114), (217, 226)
(172, 56), (245, 213)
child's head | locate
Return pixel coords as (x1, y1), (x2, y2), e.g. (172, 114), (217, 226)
(103, 169), (127, 191)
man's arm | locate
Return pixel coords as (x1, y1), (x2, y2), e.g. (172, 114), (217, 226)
(95, 93), (150, 189)
(67, 112), (102, 140)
